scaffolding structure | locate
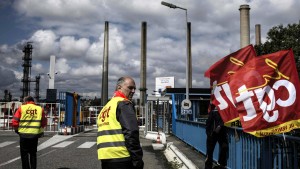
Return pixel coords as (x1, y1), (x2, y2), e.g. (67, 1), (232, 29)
(20, 42), (33, 101)
(20, 42), (42, 101)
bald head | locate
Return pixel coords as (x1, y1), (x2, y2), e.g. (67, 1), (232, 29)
(116, 76), (136, 100)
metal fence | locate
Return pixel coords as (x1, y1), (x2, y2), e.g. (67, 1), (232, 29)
(81, 106), (102, 126)
(0, 102), (22, 130)
(227, 128), (300, 169)
(39, 103), (61, 132)
(0, 101), (106, 133)
(172, 119), (300, 169)
(144, 96), (171, 135)
(0, 102), (61, 132)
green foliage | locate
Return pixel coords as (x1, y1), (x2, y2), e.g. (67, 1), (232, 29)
(254, 21), (300, 77)
(254, 21), (300, 56)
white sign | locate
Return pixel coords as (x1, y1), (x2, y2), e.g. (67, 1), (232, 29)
(155, 77), (175, 96)
(181, 99), (191, 110)
(181, 108), (192, 115)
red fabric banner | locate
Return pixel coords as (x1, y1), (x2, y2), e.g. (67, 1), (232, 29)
(228, 49), (300, 137)
(204, 45), (257, 126)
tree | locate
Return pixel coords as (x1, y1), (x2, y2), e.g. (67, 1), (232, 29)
(254, 21), (300, 78)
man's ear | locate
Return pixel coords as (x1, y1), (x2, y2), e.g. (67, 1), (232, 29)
(117, 85), (122, 90)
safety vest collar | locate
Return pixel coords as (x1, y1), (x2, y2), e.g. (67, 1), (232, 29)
(113, 91), (128, 100)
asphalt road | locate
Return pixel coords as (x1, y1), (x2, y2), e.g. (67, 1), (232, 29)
(0, 129), (172, 169)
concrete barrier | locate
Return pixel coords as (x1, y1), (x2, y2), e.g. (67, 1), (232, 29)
(164, 142), (198, 169)
(145, 131), (167, 144)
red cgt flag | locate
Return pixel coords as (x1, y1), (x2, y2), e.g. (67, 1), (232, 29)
(228, 49), (300, 137)
(204, 45), (257, 126)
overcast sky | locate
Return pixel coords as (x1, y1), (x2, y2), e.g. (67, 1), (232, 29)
(0, 0), (299, 101)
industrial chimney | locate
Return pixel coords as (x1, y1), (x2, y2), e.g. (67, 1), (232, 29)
(255, 24), (261, 45)
(239, 4), (251, 48)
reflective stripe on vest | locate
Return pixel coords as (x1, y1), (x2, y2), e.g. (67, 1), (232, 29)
(97, 97), (130, 160)
(97, 129), (126, 149)
(18, 104), (43, 135)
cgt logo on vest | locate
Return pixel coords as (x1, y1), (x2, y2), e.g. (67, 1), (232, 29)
(26, 107), (38, 117)
(98, 106), (110, 127)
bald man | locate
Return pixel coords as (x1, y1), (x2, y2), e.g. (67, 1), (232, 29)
(97, 76), (144, 169)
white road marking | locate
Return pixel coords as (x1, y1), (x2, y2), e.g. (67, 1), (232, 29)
(77, 141), (96, 148)
(38, 149), (57, 158)
(37, 135), (73, 151)
(0, 134), (74, 167)
(0, 141), (17, 148)
(52, 141), (74, 148)
(0, 157), (21, 167)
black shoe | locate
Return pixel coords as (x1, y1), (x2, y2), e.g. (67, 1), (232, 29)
(213, 165), (227, 169)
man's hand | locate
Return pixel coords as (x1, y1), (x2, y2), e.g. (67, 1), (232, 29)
(133, 160), (144, 169)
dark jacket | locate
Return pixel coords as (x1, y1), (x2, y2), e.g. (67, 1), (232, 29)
(116, 100), (144, 168)
(206, 110), (225, 136)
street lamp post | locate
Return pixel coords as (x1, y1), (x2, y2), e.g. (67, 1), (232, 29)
(161, 1), (190, 104)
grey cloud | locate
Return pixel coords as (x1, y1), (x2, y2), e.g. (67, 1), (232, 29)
(0, 0), (298, 99)
(0, 66), (18, 87)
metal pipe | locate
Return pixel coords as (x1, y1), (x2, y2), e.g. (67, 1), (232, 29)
(161, 1), (189, 100)
(101, 21), (109, 106)
(140, 22), (147, 110)
(187, 22), (192, 88)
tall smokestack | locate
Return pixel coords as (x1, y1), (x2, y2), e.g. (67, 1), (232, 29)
(255, 24), (261, 45)
(101, 21), (109, 106)
(49, 55), (56, 89)
(140, 22), (147, 112)
(187, 22), (192, 88)
(239, 4), (250, 48)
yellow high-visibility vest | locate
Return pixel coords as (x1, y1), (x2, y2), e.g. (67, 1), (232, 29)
(97, 97), (130, 160)
(18, 104), (43, 135)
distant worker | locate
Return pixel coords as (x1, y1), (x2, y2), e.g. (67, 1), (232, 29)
(12, 96), (47, 169)
(205, 105), (228, 169)
(97, 76), (144, 169)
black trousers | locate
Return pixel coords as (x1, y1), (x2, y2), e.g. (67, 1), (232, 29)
(205, 131), (228, 169)
(19, 137), (38, 169)
(101, 160), (134, 169)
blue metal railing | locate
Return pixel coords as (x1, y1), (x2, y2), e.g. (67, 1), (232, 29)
(172, 119), (300, 169)
(166, 90), (300, 168)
